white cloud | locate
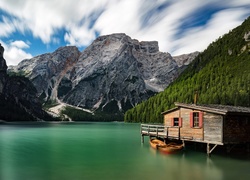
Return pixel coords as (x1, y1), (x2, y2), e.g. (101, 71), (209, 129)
(64, 22), (97, 47)
(171, 8), (250, 55)
(0, 0), (250, 62)
(0, 16), (15, 37)
(0, 40), (32, 66)
(10, 40), (30, 49)
(94, 0), (141, 36)
(0, 0), (109, 44)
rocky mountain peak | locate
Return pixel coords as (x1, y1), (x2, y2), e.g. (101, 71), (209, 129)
(10, 33), (198, 117)
(90, 33), (159, 55)
(12, 46), (81, 101)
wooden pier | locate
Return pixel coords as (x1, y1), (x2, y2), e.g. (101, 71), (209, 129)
(140, 124), (181, 143)
(140, 124), (220, 156)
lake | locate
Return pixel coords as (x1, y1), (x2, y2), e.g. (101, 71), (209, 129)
(0, 122), (250, 180)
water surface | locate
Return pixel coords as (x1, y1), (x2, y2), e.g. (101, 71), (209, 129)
(0, 122), (250, 180)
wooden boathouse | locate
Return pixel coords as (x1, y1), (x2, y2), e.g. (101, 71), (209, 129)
(141, 102), (250, 156)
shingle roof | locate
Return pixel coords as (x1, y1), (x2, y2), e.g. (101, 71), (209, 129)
(162, 102), (250, 115)
(176, 102), (250, 115)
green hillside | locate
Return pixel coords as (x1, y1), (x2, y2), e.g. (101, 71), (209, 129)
(124, 17), (250, 123)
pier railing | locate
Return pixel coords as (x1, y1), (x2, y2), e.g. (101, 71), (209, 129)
(140, 124), (180, 140)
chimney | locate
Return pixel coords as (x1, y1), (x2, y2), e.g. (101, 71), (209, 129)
(194, 90), (198, 105)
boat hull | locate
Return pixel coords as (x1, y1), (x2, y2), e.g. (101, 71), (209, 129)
(149, 139), (166, 149)
(150, 139), (183, 154)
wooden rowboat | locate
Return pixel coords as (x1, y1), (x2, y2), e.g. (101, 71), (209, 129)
(149, 138), (166, 149)
(157, 142), (183, 154)
(150, 138), (183, 154)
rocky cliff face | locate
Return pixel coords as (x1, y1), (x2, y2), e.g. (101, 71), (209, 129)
(173, 52), (199, 67)
(0, 44), (7, 93)
(0, 43), (53, 121)
(12, 46), (80, 101)
(10, 33), (198, 114)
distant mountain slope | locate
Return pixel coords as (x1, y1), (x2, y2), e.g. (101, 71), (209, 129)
(10, 33), (198, 121)
(0, 44), (53, 121)
(125, 17), (250, 123)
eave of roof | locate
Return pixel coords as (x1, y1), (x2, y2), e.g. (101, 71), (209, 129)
(161, 102), (250, 115)
(174, 102), (227, 115)
(161, 107), (179, 115)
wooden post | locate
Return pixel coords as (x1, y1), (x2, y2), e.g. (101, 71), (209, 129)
(182, 140), (185, 150)
(166, 127), (168, 138)
(178, 126), (180, 140)
(207, 143), (211, 157)
(141, 135), (144, 144)
(207, 143), (218, 157)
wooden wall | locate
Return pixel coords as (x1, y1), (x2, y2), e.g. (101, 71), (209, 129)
(164, 110), (180, 126)
(164, 108), (204, 141)
(203, 112), (223, 143)
(164, 110), (180, 137)
(223, 115), (250, 144)
(180, 108), (203, 141)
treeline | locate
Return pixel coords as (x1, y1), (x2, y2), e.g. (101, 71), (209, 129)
(124, 17), (250, 123)
(62, 106), (124, 122)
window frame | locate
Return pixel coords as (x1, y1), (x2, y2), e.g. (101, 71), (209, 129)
(190, 111), (203, 128)
(171, 117), (182, 127)
(193, 112), (199, 127)
(173, 117), (179, 126)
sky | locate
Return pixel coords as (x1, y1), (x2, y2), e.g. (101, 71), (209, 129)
(0, 0), (250, 66)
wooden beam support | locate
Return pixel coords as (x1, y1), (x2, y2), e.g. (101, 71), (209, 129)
(207, 143), (218, 157)
(209, 144), (218, 154)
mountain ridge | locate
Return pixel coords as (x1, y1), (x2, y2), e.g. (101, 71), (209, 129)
(9, 33), (198, 121)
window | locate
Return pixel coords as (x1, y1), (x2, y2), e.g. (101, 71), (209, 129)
(190, 112), (203, 128)
(171, 117), (182, 127)
(174, 118), (179, 126)
(193, 112), (199, 127)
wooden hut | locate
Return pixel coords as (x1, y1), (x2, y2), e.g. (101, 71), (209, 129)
(141, 102), (250, 155)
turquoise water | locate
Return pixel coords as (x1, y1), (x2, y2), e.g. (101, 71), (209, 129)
(0, 122), (250, 180)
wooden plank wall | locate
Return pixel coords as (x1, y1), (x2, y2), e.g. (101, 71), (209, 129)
(164, 110), (180, 137)
(164, 108), (203, 141)
(164, 110), (179, 126)
(223, 115), (250, 143)
(203, 112), (223, 143)
(180, 108), (203, 141)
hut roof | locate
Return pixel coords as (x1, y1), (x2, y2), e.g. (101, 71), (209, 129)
(162, 102), (250, 115)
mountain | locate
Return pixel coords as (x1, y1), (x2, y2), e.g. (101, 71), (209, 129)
(9, 46), (81, 102)
(10, 33), (198, 121)
(124, 17), (250, 123)
(0, 43), (54, 121)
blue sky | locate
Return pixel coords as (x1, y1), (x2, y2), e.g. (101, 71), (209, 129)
(0, 0), (250, 65)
